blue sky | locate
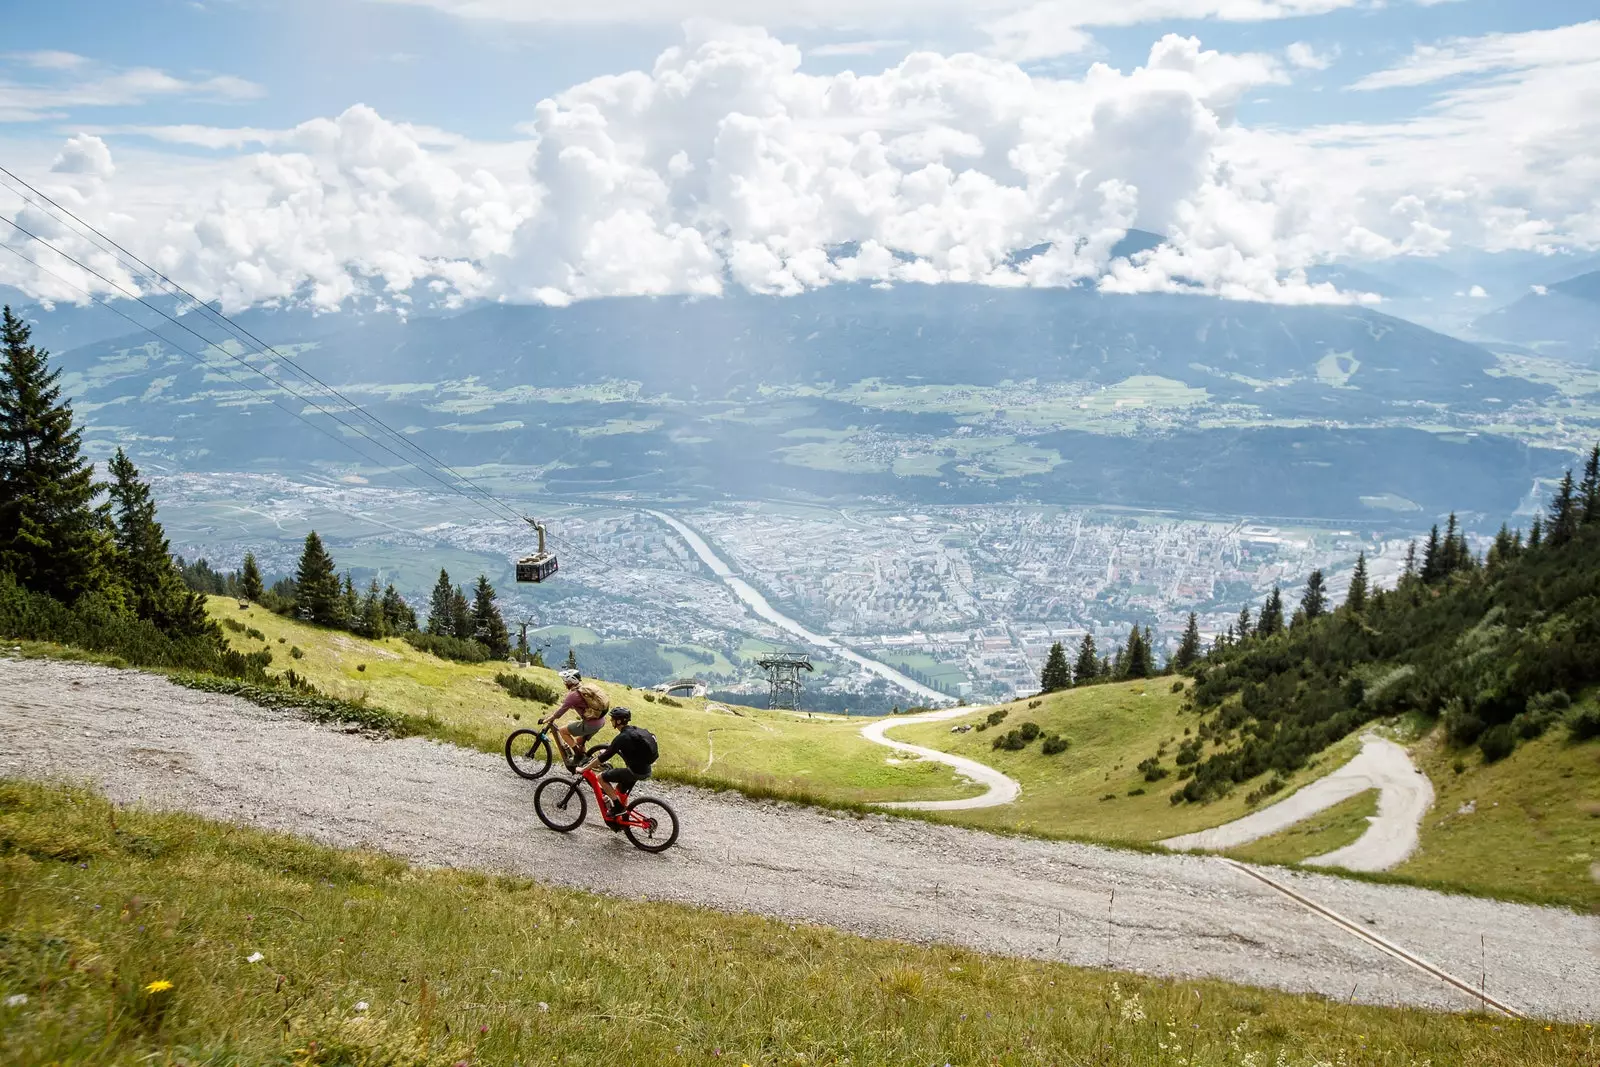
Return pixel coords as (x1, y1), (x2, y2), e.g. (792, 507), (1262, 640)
(0, 1), (1595, 310)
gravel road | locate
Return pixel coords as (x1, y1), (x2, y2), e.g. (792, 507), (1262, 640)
(1161, 735), (1435, 872)
(4, 658), (1597, 1021)
(860, 706), (1022, 811)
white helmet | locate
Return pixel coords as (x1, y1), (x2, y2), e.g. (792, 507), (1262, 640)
(559, 668), (581, 686)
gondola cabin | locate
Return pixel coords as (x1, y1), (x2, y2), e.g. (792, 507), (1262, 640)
(515, 520), (559, 583)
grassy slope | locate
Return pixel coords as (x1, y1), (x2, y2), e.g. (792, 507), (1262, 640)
(207, 597), (980, 807)
(1401, 712), (1600, 912)
(3, 781), (1591, 1067)
(1225, 790), (1380, 867)
(893, 680), (1362, 844)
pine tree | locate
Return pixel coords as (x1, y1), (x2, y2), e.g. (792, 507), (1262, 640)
(564, 647), (579, 672)
(1255, 586), (1284, 638)
(427, 569), (454, 634)
(1486, 525), (1517, 569)
(1300, 569), (1328, 620)
(1099, 654), (1111, 678)
(0, 305), (115, 602)
(1235, 604), (1252, 643)
(1072, 634), (1099, 684)
(1420, 524), (1442, 583)
(340, 573), (360, 630)
(1039, 640), (1071, 692)
(293, 531), (341, 626)
(1546, 472), (1578, 546)
(381, 583), (415, 633)
(1120, 627), (1152, 679)
(1173, 612), (1202, 672)
(471, 574), (511, 658)
(450, 585), (473, 640)
(241, 551), (264, 602)
(359, 578), (387, 639)
(106, 448), (208, 635)
(1527, 516), (1543, 548)
(1580, 443), (1600, 525)
(1345, 552), (1368, 615)
(1402, 540), (1417, 582)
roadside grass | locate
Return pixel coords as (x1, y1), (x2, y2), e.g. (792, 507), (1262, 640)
(1224, 790), (1380, 867)
(1399, 717), (1600, 913)
(3, 781), (1591, 1067)
(892, 681), (1363, 844)
(199, 597), (981, 807)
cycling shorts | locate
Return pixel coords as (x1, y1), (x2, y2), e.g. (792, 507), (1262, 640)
(601, 765), (649, 794)
(569, 718), (604, 739)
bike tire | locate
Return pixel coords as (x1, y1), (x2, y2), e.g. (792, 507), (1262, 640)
(622, 796), (679, 853)
(534, 777), (588, 832)
(505, 729), (553, 780)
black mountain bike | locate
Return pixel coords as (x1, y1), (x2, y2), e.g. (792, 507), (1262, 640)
(504, 722), (584, 781)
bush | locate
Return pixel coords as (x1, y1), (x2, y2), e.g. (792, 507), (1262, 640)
(289, 646), (304, 659)
(984, 709), (1009, 727)
(642, 692), (657, 702)
(1137, 757), (1169, 782)
(1127, 787), (1146, 796)
(1442, 699), (1487, 747)
(1040, 734), (1070, 755)
(991, 730), (1029, 752)
(1478, 724), (1516, 763)
(1244, 775), (1286, 806)
(495, 672), (561, 705)
(658, 694), (683, 708)
(1566, 705), (1600, 742)
(404, 631), (490, 663)
(1170, 681), (1185, 693)
(173, 674), (411, 735)
(245, 626), (265, 642)
(221, 618), (246, 634)
(1027, 700), (1042, 709)
(1017, 722), (1041, 742)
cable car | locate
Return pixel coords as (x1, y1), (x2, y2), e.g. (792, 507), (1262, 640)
(515, 519), (559, 583)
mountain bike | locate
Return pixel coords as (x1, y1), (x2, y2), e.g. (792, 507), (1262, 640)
(504, 722), (586, 780)
(533, 763), (680, 853)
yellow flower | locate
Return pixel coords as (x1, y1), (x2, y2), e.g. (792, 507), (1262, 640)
(144, 980), (173, 994)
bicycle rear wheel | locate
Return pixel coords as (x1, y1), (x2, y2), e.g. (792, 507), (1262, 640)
(622, 797), (679, 853)
(534, 777), (588, 832)
(505, 729), (553, 780)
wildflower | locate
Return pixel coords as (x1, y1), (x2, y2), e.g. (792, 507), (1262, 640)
(246, 952), (264, 964)
(144, 980), (173, 994)
(4, 994), (27, 1007)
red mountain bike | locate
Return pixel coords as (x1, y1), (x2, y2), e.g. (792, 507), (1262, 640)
(533, 763), (680, 853)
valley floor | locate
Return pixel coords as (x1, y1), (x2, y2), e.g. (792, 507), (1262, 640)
(4, 656), (1597, 1022)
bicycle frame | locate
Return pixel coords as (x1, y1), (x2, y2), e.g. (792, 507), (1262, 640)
(573, 765), (653, 830)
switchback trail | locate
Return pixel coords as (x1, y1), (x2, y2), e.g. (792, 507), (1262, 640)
(4, 658), (1597, 1021)
(859, 706), (1022, 811)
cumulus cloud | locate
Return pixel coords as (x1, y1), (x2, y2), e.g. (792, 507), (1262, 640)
(0, 56), (265, 123)
(2, 22), (1596, 312)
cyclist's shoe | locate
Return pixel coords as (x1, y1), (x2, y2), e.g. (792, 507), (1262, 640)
(605, 799), (626, 826)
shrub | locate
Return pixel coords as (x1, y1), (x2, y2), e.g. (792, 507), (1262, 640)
(642, 692), (657, 702)
(1040, 734), (1069, 755)
(495, 672), (561, 705)
(1478, 724), (1516, 764)
(991, 730), (1029, 752)
(984, 709), (1009, 727)
(245, 626), (265, 642)
(1442, 699), (1487, 747)
(277, 637), (286, 644)
(1017, 722), (1041, 742)
(1127, 787), (1146, 796)
(290, 646), (304, 659)
(221, 618), (246, 634)
(1170, 681), (1184, 693)
(404, 631), (490, 663)
(1027, 700), (1042, 709)
(356, 663), (366, 672)
(658, 695), (683, 708)
(1244, 775), (1286, 806)
(1566, 705), (1600, 741)
(1137, 757), (1169, 782)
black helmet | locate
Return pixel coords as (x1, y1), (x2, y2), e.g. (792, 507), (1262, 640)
(609, 707), (632, 725)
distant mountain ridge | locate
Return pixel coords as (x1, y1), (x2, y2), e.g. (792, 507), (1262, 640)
(1472, 269), (1600, 363)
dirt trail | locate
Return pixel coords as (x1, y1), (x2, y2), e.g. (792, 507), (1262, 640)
(859, 706), (1022, 811)
(1161, 735), (1434, 872)
(4, 658), (1597, 1021)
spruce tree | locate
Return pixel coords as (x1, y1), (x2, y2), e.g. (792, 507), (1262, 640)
(381, 583), (415, 633)
(1120, 627), (1152, 679)
(1420, 524), (1442, 583)
(1402, 540), (1417, 582)
(106, 448), (208, 635)
(1345, 552), (1368, 615)
(0, 305), (115, 601)
(293, 531), (341, 626)
(1174, 612), (1201, 672)
(359, 578), (387, 639)
(427, 569), (454, 634)
(564, 647), (579, 672)
(340, 573), (360, 630)
(1300, 569), (1328, 620)
(241, 551), (264, 602)
(1256, 587), (1284, 637)
(1072, 634), (1099, 684)
(1099, 654), (1111, 678)
(1235, 604), (1252, 642)
(450, 584), (473, 640)
(1546, 472), (1578, 546)
(1039, 640), (1071, 692)
(471, 574), (511, 658)
(1527, 516), (1542, 548)
(1580, 443), (1600, 525)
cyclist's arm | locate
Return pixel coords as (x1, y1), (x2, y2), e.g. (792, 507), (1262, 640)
(580, 739), (620, 768)
(544, 690), (584, 724)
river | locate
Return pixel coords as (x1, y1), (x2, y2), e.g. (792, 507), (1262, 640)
(642, 509), (950, 704)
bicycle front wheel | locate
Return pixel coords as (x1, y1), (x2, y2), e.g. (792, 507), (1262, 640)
(534, 777), (588, 832)
(623, 797), (679, 853)
(505, 729), (553, 780)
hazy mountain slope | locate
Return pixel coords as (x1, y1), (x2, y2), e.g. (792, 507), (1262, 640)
(1472, 270), (1600, 363)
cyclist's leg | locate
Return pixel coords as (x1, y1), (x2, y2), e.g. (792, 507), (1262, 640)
(568, 717), (602, 759)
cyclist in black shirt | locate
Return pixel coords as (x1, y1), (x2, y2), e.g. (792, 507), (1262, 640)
(577, 707), (658, 824)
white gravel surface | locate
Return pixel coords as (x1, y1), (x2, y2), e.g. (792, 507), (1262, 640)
(860, 706), (1022, 810)
(4, 658), (1597, 1021)
(1161, 735), (1436, 871)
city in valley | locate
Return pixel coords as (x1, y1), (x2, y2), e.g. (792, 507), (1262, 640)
(153, 471), (1442, 711)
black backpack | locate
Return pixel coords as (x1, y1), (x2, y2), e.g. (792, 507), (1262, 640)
(635, 726), (659, 765)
